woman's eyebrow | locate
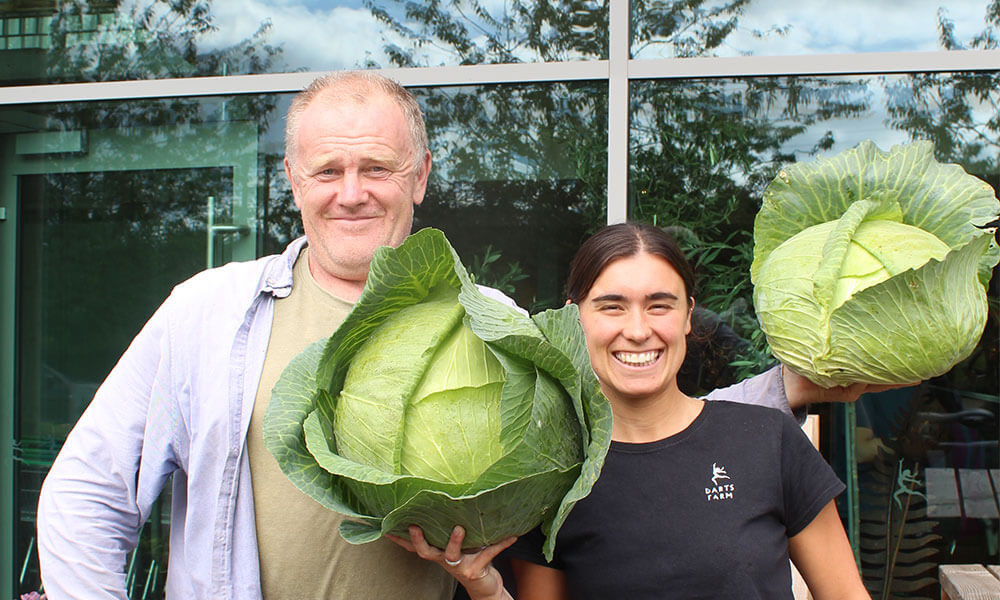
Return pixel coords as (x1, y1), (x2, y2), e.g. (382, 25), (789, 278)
(589, 291), (679, 303)
(647, 292), (679, 301)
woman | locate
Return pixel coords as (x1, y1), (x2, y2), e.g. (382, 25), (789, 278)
(391, 223), (871, 600)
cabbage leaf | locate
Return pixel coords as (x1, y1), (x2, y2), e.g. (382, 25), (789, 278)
(264, 228), (612, 560)
(751, 141), (999, 387)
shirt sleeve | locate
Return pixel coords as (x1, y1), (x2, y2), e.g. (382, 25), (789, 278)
(703, 365), (807, 423)
(779, 415), (846, 537)
(37, 295), (183, 599)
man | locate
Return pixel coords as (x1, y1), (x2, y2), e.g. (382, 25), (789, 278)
(36, 71), (874, 599)
(37, 71), (460, 599)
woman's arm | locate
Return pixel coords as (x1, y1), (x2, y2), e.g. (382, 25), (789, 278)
(788, 501), (870, 599)
(509, 557), (570, 600)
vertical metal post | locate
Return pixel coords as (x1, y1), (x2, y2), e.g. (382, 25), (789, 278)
(206, 195), (215, 269)
(843, 402), (861, 566)
(1, 142), (17, 598)
(606, 0), (629, 224)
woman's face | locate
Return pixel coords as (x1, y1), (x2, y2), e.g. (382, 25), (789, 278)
(578, 252), (692, 404)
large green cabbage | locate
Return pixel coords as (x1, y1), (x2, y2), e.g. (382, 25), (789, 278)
(751, 141), (999, 388)
(264, 228), (612, 560)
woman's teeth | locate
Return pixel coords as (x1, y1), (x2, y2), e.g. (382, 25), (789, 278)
(614, 351), (660, 366)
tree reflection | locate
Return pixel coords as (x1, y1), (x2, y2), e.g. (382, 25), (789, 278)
(45, 0), (281, 82)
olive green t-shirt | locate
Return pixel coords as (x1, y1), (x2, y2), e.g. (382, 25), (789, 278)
(246, 247), (456, 599)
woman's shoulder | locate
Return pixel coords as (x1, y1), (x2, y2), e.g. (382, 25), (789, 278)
(702, 400), (801, 439)
(706, 398), (790, 421)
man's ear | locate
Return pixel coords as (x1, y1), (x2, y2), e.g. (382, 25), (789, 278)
(412, 150), (432, 207)
(284, 157), (302, 210)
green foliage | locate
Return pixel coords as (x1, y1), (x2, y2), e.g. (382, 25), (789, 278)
(469, 244), (530, 297)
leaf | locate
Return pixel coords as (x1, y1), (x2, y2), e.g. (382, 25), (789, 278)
(264, 227), (612, 553)
(751, 140), (1000, 386)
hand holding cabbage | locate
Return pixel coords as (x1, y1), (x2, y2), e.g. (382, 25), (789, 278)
(264, 228), (612, 560)
(751, 141), (999, 388)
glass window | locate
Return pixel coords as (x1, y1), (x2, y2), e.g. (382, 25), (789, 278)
(632, 0), (997, 59)
(629, 71), (999, 595)
(0, 0), (609, 86)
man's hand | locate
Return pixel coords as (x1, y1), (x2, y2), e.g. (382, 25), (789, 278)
(783, 364), (918, 410)
(386, 525), (516, 600)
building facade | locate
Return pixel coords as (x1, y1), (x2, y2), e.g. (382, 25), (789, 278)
(1, 0), (998, 597)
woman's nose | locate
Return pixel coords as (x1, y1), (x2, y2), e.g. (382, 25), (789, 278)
(622, 311), (651, 341)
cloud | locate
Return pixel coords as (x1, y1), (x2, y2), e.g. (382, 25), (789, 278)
(636, 0), (991, 58)
(202, 1), (390, 71)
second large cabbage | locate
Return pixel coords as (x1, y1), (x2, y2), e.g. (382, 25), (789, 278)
(751, 141), (999, 387)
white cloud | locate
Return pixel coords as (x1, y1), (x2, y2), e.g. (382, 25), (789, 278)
(202, 1), (390, 71)
(636, 0), (992, 58)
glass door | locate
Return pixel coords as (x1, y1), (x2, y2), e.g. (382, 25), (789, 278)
(0, 119), (258, 598)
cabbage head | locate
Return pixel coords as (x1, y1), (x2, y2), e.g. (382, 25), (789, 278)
(264, 228), (612, 560)
(751, 140), (999, 388)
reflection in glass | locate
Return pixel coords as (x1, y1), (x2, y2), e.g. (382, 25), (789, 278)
(7, 79), (608, 594)
(632, 0), (998, 59)
(630, 71), (998, 595)
(412, 81), (608, 311)
(0, 0), (608, 86)
(16, 167), (233, 596)
(6, 95), (270, 596)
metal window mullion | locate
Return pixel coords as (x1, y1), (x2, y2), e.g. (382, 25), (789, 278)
(0, 61), (610, 105)
(627, 48), (999, 80)
(606, 0), (629, 225)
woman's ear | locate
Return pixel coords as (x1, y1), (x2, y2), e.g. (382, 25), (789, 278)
(565, 298), (572, 306)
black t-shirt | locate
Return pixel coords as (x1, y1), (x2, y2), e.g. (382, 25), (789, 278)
(505, 401), (844, 599)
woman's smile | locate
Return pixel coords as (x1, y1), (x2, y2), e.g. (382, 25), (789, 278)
(612, 350), (663, 367)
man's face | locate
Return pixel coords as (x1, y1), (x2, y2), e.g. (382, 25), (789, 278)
(284, 91), (431, 299)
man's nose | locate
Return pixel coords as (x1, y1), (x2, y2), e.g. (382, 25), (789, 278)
(337, 171), (367, 206)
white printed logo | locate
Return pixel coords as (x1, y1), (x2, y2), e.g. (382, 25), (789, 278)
(705, 462), (735, 501)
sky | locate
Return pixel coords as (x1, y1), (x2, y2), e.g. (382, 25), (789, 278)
(194, 0), (995, 69)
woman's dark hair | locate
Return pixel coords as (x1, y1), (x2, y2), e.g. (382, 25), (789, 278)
(566, 222), (696, 304)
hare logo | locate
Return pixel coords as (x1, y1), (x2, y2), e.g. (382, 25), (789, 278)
(705, 463), (735, 501)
